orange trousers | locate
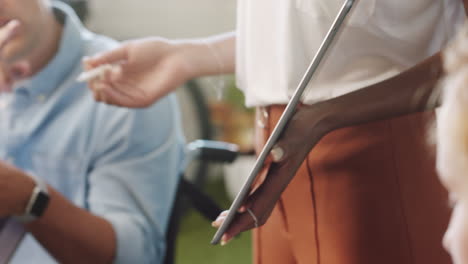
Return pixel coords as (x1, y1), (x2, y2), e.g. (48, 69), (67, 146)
(253, 106), (451, 264)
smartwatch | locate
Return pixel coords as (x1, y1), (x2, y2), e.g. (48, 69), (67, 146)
(15, 176), (50, 223)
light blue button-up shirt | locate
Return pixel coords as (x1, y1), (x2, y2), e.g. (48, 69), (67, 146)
(7, 2), (185, 263)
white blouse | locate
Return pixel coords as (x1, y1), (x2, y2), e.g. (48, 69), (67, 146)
(236, 0), (465, 107)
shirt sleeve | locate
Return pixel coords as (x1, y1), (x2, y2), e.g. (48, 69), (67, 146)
(85, 94), (185, 264)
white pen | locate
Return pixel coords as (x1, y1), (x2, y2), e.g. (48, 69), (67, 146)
(76, 64), (116, 83)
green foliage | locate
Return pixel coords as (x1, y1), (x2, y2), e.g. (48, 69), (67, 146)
(176, 178), (252, 264)
(222, 76), (254, 113)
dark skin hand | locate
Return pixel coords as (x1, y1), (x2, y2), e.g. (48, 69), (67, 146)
(214, 1), (468, 242)
(213, 52), (445, 244)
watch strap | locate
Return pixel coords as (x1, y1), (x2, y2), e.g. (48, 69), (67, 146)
(14, 175), (49, 223)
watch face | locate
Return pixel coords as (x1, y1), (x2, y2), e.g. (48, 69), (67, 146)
(30, 191), (50, 217)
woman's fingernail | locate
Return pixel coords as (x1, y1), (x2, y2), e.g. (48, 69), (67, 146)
(221, 238), (227, 246)
(221, 234), (229, 246)
(271, 146), (284, 162)
(216, 215), (226, 221)
(211, 219), (222, 227)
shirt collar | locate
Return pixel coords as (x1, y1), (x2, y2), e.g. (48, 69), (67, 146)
(17, 2), (85, 98)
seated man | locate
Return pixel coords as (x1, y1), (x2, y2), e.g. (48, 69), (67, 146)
(0, 0), (184, 263)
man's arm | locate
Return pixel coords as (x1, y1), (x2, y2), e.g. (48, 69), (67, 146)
(0, 160), (116, 263)
(27, 188), (116, 263)
(26, 98), (182, 263)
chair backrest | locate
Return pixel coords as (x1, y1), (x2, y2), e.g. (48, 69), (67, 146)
(163, 140), (239, 264)
(164, 177), (222, 264)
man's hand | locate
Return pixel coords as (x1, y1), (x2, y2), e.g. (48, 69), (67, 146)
(0, 20), (19, 51)
(212, 103), (332, 244)
(0, 20), (30, 92)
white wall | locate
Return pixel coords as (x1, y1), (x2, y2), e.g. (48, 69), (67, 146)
(86, 0), (237, 40)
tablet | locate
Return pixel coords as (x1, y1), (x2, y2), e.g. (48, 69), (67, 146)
(211, 0), (357, 245)
(0, 219), (26, 263)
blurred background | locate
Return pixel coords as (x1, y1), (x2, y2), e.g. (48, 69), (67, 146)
(62, 0), (255, 263)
